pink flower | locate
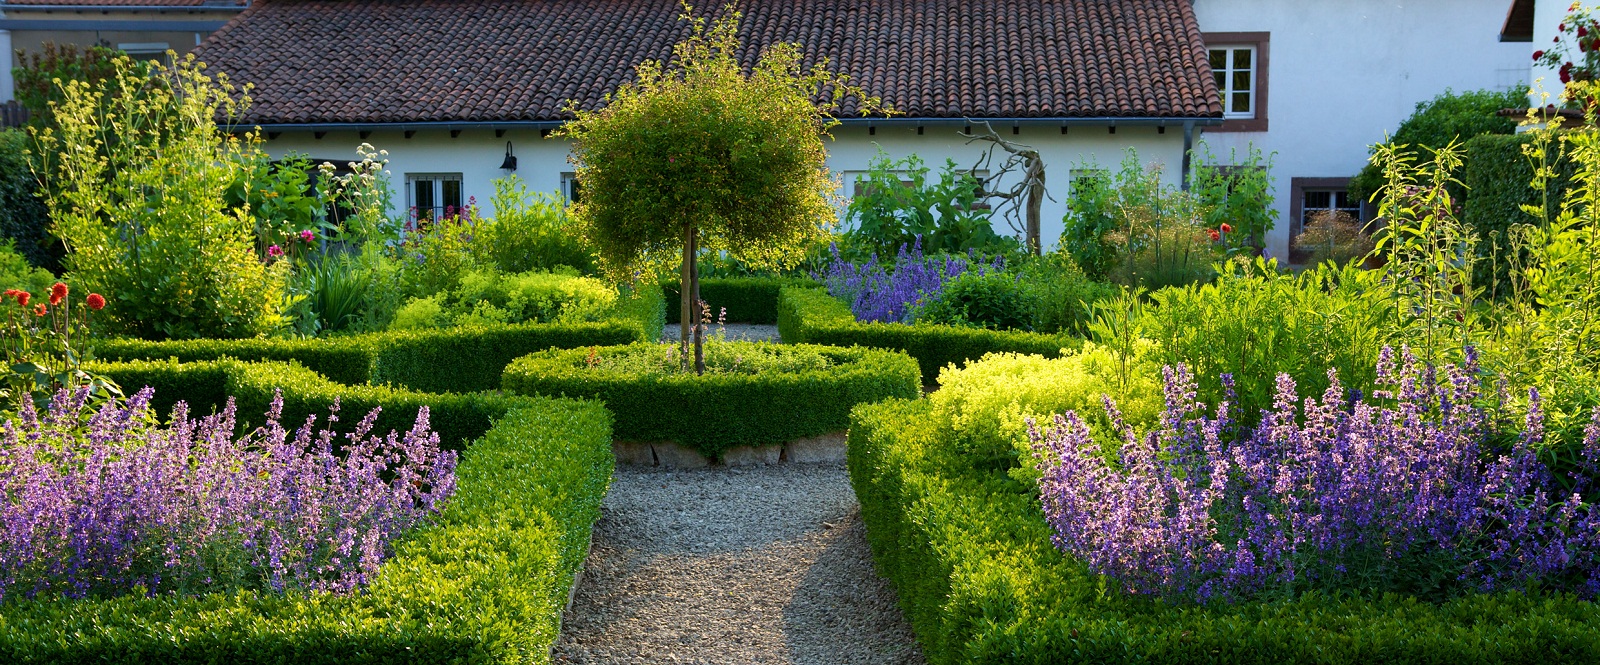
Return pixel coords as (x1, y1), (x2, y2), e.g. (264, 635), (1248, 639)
(299, 229), (315, 243)
(267, 245), (284, 258)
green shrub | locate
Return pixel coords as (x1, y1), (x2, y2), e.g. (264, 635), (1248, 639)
(1060, 151), (1219, 289)
(915, 271), (1037, 331)
(95, 284), (662, 394)
(93, 358), (535, 449)
(1351, 87), (1526, 202)
(0, 239), (57, 297)
(503, 342), (920, 458)
(394, 269), (621, 331)
(475, 175), (596, 274)
(777, 285), (1080, 381)
(0, 392), (611, 664)
(842, 150), (1020, 259)
(1462, 132), (1578, 295)
(0, 130), (57, 272)
(663, 276), (814, 324)
(849, 398), (1600, 665)
(1018, 255), (1119, 335)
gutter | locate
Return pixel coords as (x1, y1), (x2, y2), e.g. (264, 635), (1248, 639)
(244, 116), (1224, 133)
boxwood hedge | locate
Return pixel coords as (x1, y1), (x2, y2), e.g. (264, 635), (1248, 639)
(849, 398), (1600, 664)
(0, 392), (613, 664)
(94, 358), (534, 450)
(777, 286), (1080, 381)
(665, 276), (815, 324)
(502, 342), (920, 458)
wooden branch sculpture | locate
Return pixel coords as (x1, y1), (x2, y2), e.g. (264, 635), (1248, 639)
(959, 120), (1052, 255)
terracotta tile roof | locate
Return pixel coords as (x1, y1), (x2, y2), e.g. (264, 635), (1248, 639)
(2, 0), (245, 6)
(194, 0), (1223, 125)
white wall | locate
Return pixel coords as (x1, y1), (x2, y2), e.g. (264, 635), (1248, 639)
(0, 25), (13, 103)
(1193, 0), (1532, 259)
(266, 124), (1189, 251)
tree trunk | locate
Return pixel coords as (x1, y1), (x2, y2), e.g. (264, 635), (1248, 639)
(690, 228), (705, 375)
(680, 224), (693, 372)
(1026, 161), (1045, 256)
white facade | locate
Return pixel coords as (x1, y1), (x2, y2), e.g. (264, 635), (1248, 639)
(267, 0), (1558, 261)
(264, 123), (1189, 249)
(1192, 0), (1532, 259)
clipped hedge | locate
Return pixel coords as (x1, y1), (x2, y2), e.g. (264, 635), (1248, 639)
(777, 286), (1080, 381)
(0, 393), (614, 664)
(664, 276), (815, 324)
(503, 342), (920, 458)
(850, 398), (1600, 664)
(1462, 133), (1577, 293)
(94, 358), (534, 450)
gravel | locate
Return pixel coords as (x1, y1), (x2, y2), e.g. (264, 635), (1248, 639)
(660, 323), (782, 343)
(551, 462), (925, 665)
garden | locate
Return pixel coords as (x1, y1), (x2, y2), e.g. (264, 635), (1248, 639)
(0, 4), (1598, 664)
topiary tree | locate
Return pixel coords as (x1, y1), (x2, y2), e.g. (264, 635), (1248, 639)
(559, 4), (881, 373)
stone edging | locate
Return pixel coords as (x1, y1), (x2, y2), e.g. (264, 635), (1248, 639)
(611, 431), (847, 469)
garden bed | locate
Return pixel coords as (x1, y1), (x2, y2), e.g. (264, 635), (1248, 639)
(848, 397), (1600, 664)
(502, 341), (919, 460)
(777, 286), (1079, 381)
(0, 392), (614, 664)
(94, 282), (662, 394)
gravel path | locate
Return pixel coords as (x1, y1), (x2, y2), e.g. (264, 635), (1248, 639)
(660, 323), (782, 343)
(551, 463), (924, 665)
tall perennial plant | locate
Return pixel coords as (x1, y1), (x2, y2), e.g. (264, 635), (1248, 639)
(1032, 347), (1600, 603)
(0, 388), (456, 601)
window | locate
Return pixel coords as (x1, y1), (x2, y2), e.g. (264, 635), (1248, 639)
(1210, 46), (1256, 119)
(561, 172), (582, 203)
(407, 173), (463, 222)
(116, 42), (170, 63)
(1288, 177), (1367, 263)
(1300, 189), (1361, 224)
(1201, 32), (1270, 132)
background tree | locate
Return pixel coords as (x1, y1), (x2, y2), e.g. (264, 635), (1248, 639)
(560, 4), (881, 373)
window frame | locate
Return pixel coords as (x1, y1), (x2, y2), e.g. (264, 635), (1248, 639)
(561, 171), (582, 204)
(406, 172), (464, 222)
(1288, 176), (1367, 264)
(1201, 32), (1270, 133)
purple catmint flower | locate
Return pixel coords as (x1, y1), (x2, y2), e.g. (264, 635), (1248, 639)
(1031, 347), (1600, 603)
(815, 237), (1004, 323)
(0, 387), (455, 602)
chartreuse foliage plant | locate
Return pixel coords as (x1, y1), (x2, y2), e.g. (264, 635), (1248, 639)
(32, 53), (286, 340)
(0, 386), (612, 664)
(559, 3), (881, 370)
(503, 341), (919, 458)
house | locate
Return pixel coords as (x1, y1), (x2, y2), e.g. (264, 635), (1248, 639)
(188, 0), (1541, 259)
(0, 0), (249, 107)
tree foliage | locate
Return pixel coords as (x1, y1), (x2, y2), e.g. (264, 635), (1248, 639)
(1350, 88), (1524, 201)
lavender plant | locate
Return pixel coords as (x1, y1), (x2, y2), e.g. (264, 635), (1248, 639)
(816, 238), (1004, 323)
(0, 386), (456, 602)
(1031, 347), (1600, 603)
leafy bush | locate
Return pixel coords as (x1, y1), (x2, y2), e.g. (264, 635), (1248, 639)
(475, 175), (596, 274)
(778, 285), (1080, 381)
(915, 271), (1036, 331)
(95, 291), (661, 395)
(1, 387), (454, 601)
(1190, 143), (1278, 250)
(0, 240), (56, 296)
(1060, 151), (1220, 288)
(663, 275), (814, 324)
(849, 397), (1600, 665)
(33, 54), (285, 339)
(0, 393), (612, 664)
(503, 341), (919, 458)
(1091, 259), (1394, 426)
(1018, 255), (1118, 336)
(0, 130), (56, 272)
(392, 269), (619, 331)
(843, 150), (1019, 259)
(1350, 88), (1525, 202)
(286, 250), (402, 336)
(1462, 132), (1578, 295)
(1035, 350), (1600, 604)
(1290, 210), (1375, 267)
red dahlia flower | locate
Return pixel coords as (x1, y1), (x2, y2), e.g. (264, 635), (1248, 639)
(16, 292), (30, 307)
(49, 282), (67, 306)
(1220, 223), (1234, 234)
(1207, 229), (1221, 242)
(33, 304), (46, 317)
(86, 293), (106, 311)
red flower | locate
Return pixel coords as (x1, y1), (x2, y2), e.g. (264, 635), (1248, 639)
(1581, 26), (1589, 37)
(48, 282), (67, 306)
(1219, 223), (1234, 234)
(1535, 50), (1547, 60)
(1207, 229), (1222, 242)
(86, 293), (106, 311)
(15, 291), (30, 307)
(33, 304), (46, 317)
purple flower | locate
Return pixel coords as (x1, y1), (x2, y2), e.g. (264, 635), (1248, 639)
(1030, 347), (1600, 602)
(815, 237), (1005, 323)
